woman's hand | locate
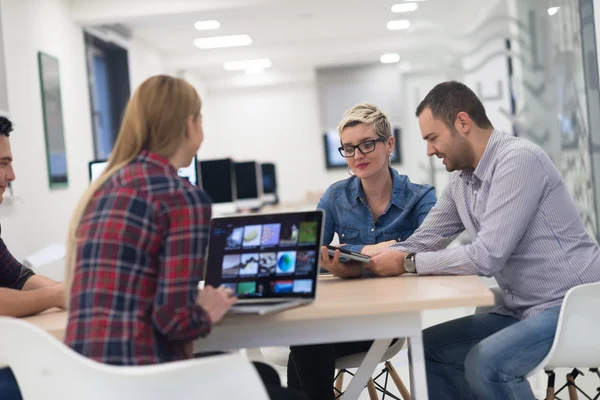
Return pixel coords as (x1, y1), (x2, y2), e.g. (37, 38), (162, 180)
(320, 246), (362, 279)
(196, 285), (237, 324)
(360, 240), (398, 257)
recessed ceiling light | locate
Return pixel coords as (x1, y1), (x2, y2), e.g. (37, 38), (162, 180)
(380, 53), (400, 64)
(194, 34), (252, 49)
(392, 3), (419, 13)
(245, 66), (265, 75)
(387, 20), (411, 30)
(194, 20), (220, 30)
(547, 6), (560, 16)
(223, 58), (272, 71)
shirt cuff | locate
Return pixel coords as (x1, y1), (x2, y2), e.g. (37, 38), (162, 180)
(414, 252), (438, 275)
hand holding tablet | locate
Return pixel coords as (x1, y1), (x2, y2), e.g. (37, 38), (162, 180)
(325, 245), (371, 263)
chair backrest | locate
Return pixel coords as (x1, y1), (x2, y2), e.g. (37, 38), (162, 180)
(528, 282), (600, 375)
(0, 317), (269, 400)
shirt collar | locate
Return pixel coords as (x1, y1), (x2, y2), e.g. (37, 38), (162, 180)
(460, 129), (503, 183)
(351, 168), (405, 209)
(137, 150), (177, 174)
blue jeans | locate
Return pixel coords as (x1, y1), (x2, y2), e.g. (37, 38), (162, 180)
(0, 368), (22, 400)
(424, 306), (560, 400)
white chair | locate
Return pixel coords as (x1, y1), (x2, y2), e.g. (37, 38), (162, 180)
(477, 283), (600, 400)
(261, 340), (411, 399)
(526, 282), (600, 399)
(0, 317), (270, 400)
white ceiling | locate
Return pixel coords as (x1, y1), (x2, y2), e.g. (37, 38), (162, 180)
(72, 0), (501, 88)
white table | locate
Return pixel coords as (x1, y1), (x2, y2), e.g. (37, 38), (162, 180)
(23, 275), (493, 400)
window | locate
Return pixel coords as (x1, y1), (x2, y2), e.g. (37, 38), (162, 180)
(84, 32), (131, 159)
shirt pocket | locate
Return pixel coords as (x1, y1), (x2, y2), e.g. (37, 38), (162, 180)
(381, 229), (414, 242)
(336, 226), (360, 244)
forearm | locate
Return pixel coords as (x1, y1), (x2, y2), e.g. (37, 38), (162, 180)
(0, 286), (61, 317)
(152, 303), (212, 342)
(22, 274), (58, 290)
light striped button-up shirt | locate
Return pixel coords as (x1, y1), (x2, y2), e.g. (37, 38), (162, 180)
(391, 130), (600, 319)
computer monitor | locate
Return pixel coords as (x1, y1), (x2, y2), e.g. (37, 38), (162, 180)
(261, 163), (278, 205)
(235, 161), (263, 211)
(88, 160), (108, 183)
(88, 156), (199, 186)
(176, 156), (199, 186)
(199, 158), (238, 216)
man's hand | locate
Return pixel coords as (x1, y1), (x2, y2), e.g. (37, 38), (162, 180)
(196, 285), (237, 324)
(320, 246), (362, 279)
(360, 240), (398, 257)
(365, 250), (408, 277)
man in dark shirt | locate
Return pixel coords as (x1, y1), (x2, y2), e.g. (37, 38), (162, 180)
(0, 116), (66, 400)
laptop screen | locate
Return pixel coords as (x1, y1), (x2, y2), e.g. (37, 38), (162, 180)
(205, 211), (324, 299)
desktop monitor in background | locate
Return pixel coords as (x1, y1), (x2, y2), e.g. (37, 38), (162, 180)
(177, 156), (199, 186)
(235, 161), (263, 211)
(88, 160), (108, 183)
(261, 163), (278, 205)
(88, 156), (199, 186)
(200, 158), (238, 216)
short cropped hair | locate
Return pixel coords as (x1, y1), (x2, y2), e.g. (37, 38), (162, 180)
(0, 116), (14, 137)
(337, 103), (392, 140)
(415, 81), (493, 130)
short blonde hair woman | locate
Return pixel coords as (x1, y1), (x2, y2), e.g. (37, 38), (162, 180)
(64, 75), (236, 365)
(287, 103), (437, 399)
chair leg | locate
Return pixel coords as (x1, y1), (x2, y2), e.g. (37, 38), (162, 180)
(385, 361), (411, 400)
(367, 378), (379, 400)
(334, 369), (344, 396)
(567, 369), (580, 400)
(545, 371), (556, 400)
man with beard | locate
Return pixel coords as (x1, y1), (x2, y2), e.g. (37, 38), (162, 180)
(367, 81), (600, 400)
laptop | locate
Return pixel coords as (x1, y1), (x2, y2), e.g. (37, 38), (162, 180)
(205, 210), (325, 315)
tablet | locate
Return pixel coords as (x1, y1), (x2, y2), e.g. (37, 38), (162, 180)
(326, 245), (371, 263)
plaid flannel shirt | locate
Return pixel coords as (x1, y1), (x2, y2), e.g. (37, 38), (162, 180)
(65, 151), (212, 365)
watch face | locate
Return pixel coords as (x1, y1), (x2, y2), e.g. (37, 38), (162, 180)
(404, 255), (416, 273)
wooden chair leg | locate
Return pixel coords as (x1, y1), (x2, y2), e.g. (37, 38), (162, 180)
(567, 370), (579, 400)
(367, 378), (379, 400)
(334, 370), (344, 396)
(385, 361), (411, 400)
(545, 371), (555, 400)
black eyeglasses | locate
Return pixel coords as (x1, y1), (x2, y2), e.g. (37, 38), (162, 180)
(338, 138), (386, 158)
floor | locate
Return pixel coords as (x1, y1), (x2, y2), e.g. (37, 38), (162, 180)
(247, 305), (600, 399)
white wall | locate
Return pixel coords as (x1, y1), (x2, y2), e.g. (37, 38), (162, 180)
(202, 82), (333, 202)
(0, 0), (165, 261)
(128, 37), (166, 89)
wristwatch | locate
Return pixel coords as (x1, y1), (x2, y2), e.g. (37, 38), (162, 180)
(404, 253), (417, 273)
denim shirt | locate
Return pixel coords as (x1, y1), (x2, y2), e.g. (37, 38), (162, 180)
(318, 168), (437, 253)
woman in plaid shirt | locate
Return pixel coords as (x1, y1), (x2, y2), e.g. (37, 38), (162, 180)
(62, 75), (308, 400)
(63, 75), (236, 365)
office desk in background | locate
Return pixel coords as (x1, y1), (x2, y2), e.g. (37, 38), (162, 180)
(23, 275), (493, 400)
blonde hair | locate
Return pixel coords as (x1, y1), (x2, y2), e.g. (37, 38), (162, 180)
(64, 75), (201, 301)
(337, 103), (392, 140)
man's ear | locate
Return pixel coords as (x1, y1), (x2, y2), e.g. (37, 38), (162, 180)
(455, 111), (472, 134)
